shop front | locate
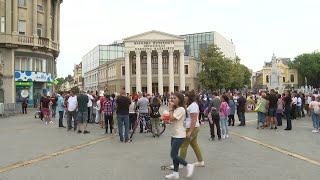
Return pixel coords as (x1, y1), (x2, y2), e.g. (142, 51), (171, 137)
(15, 71), (53, 107)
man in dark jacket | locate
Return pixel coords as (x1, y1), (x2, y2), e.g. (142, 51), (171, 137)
(237, 93), (247, 126)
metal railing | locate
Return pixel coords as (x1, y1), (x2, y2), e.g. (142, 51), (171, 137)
(0, 34), (59, 52)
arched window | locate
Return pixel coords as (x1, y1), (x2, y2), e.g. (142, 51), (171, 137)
(266, 75), (269, 83)
(290, 74), (295, 82)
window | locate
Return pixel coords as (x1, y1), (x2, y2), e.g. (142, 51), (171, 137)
(0, 17), (5, 33)
(121, 66), (125, 76)
(18, 0), (26, 7)
(18, 20), (26, 35)
(290, 74), (295, 82)
(37, 24), (43, 37)
(185, 65), (189, 75)
(37, 4), (44, 12)
(283, 77), (286, 83)
(266, 75), (269, 83)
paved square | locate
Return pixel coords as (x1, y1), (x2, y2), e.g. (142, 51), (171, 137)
(0, 110), (320, 180)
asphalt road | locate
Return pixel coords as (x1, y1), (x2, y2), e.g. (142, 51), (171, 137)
(0, 109), (320, 180)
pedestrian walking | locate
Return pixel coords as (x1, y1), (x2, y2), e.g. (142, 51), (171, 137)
(116, 89), (131, 143)
(103, 95), (114, 134)
(86, 91), (94, 123)
(228, 96), (236, 126)
(40, 94), (52, 125)
(179, 91), (204, 168)
(129, 99), (137, 131)
(77, 91), (90, 134)
(149, 96), (161, 137)
(220, 95), (230, 139)
(67, 91), (77, 131)
(237, 93), (247, 126)
(255, 93), (268, 129)
(22, 97), (28, 114)
(208, 92), (221, 141)
(276, 94), (284, 126)
(137, 93), (150, 133)
(50, 93), (58, 118)
(309, 96), (320, 133)
(57, 93), (66, 128)
(165, 92), (194, 179)
(284, 91), (292, 131)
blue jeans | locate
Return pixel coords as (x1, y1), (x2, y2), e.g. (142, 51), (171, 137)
(117, 115), (130, 141)
(220, 116), (228, 135)
(276, 113), (282, 126)
(311, 112), (320, 129)
(171, 137), (188, 172)
(257, 112), (266, 126)
(238, 111), (246, 124)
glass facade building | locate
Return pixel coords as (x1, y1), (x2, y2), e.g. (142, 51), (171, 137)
(82, 43), (124, 75)
(180, 31), (236, 60)
(181, 32), (214, 59)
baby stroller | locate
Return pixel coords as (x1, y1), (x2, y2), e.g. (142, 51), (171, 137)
(35, 108), (43, 120)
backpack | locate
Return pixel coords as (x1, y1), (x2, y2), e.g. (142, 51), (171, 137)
(221, 102), (231, 116)
(150, 104), (161, 118)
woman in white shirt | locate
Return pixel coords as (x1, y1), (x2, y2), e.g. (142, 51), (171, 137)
(179, 91), (204, 167)
(165, 92), (194, 179)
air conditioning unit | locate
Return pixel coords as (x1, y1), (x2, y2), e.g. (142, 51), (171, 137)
(0, 103), (4, 115)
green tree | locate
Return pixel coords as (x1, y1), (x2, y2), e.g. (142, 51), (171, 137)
(290, 52), (320, 88)
(198, 45), (252, 90)
(198, 44), (233, 90)
(229, 62), (251, 89)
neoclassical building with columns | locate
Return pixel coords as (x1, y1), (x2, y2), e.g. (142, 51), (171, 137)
(123, 31), (186, 95)
(82, 30), (236, 95)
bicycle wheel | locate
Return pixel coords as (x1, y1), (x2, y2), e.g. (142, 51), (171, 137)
(158, 120), (166, 136)
(130, 119), (140, 140)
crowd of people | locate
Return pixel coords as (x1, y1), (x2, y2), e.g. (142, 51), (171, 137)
(255, 90), (320, 132)
(25, 88), (320, 179)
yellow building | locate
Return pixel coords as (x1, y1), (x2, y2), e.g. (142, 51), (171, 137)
(256, 58), (299, 89)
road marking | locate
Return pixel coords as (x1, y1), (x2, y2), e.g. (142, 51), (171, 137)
(0, 135), (114, 174)
(230, 131), (320, 167)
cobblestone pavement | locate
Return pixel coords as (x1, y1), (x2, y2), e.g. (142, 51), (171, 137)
(0, 109), (320, 180)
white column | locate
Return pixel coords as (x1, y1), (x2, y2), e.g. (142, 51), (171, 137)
(168, 50), (174, 93)
(33, 0), (38, 36)
(12, 0), (18, 34)
(158, 51), (163, 95)
(147, 50), (152, 94)
(179, 50), (185, 91)
(135, 51), (141, 93)
(125, 51), (130, 94)
(46, 0), (52, 39)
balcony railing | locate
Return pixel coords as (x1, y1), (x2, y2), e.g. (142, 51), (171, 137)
(0, 34), (59, 52)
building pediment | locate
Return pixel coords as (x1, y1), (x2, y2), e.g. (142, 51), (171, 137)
(123, 30), (185, 42)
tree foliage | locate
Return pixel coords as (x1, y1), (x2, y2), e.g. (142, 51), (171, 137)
(289, 52), (320, 88)
(198, 44), (251, 90)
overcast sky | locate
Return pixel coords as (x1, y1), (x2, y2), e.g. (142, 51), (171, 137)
(57, 0), (320, 77)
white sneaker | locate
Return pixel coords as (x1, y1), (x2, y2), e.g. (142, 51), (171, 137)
(312, 129), (319, 133)
(193, 161), (205, 167)
(222, 135), (226, 139)
(186, 164), (195, 178)
(226, 134), (229, 138)
(45, 122), (48, 125)
(165, 172), (179, 179)
(49, 121), (53, 124)
(169, 164), (183, 170)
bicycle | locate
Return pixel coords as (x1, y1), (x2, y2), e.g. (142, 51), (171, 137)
(130, 113), (166, 140)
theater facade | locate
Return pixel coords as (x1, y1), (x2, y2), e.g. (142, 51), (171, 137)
(83, 30), (235, 95)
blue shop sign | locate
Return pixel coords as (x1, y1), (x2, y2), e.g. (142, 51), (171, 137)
(15, 71), (53, 82)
